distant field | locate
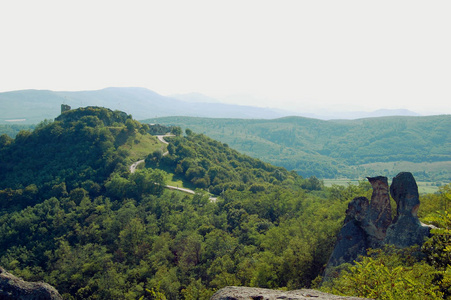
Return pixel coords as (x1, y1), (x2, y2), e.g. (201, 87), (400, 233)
(323, 178), (441, 194)
(323, 179), (361, 187)
(360, 161), (451, 177)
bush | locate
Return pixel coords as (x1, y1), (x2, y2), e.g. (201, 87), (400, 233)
(321, 246), (443, 300)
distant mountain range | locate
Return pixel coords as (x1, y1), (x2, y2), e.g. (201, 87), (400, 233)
(0, 87), (422, 124)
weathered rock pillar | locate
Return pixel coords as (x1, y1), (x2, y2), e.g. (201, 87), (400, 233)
(384, 172), (431, 247)
(366, 176), (392, 247)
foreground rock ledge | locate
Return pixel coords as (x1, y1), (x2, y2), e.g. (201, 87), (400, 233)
(0, 267), (62, 300)
(211, 286), (371, 300)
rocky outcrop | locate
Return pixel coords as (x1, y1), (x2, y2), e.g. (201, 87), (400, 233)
(325, 176), (393, 272)
(325, 197), (370, 270)
(384, 172), (431, 247)
(211, 286), (371, 300)
(324, 172), (431, 279)
(0, 267), (62, 300)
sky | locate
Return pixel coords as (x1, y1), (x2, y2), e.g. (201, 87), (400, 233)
(1, 0), (450, 115)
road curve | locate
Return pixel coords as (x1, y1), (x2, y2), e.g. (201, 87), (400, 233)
(130, 134), (174, 173)
(129, 159), (145, 173)
(156, 134), (174, 156)
(166, 185), (217, 202)
(156, 134), (174, 145)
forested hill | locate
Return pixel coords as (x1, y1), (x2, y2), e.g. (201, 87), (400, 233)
(148, 130), (304, 195)
(143, 115), (451, 181)
(0, 107), (134, 196)
(0, 106), (356, 299)
(0, 106), (302, 209)
(0, 106), (449, 299)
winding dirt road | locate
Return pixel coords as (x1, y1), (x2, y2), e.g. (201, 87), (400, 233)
(129, 159), (145, 173)
(129, 134), (173, 173)
(128, 134), (217, 202)
(156, 134), (173, 145)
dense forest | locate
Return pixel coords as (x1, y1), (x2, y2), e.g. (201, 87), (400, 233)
(143, 115), (451, 182)
(0, 107), (449, 299)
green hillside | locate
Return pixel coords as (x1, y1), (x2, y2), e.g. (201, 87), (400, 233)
(142, 115), (451, 182)
(0, 106), (449, 299)
(151, 131), (300, 195)
(0, 106), (351, 299)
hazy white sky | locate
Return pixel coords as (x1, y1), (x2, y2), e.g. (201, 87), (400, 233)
(1, 0), (450, 114)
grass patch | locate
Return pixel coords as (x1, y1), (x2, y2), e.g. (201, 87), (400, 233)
(120, 132), (166, 161)
(165, 173), (188, 188)
(145, 159), (197, 191)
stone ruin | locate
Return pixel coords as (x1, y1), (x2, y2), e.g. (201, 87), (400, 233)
(324, 172), (432, 278)
(61, 104), (71, 114)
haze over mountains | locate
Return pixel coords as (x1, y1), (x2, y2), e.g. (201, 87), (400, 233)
(0, 87), (423, 124)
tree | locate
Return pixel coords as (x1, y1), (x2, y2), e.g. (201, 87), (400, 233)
(105, 175), (130, 199)
(126, 119), (138, 132)
(171, 126), (182, 137)
(302, 176), (323, 191)
(129, 168), (166, 198)
(146, 149), (164, 166)
(119, 217), (148, 260)
(0, 134), (13, 147)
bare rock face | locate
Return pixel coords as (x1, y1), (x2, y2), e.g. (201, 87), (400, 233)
(211, 286), (372, 300)
(384, 172), (431, 247)
(0, 267), (62, 300)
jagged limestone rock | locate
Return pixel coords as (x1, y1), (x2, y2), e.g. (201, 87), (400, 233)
(211, 286), (372, 300)
(0, 267), (62, 300)
(384, 172), (431, 247)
